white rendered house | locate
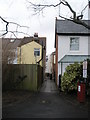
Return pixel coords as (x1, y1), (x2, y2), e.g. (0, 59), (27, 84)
(45, 54), (52, 75)
(55, 18), (90, 86)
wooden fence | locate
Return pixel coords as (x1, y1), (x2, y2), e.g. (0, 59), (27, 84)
(2, 64), (43, 91)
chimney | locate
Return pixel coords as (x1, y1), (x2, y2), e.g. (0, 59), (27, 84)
(34, 33), (38, 37)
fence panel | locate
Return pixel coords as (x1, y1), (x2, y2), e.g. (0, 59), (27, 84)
(37, 65), (43, 90)
(2, 64), (42, 91)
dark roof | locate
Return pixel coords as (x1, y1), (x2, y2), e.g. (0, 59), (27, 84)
(55, 19), (90, 48)
(2, 37), (46, 51)
(2, 38), (21, 50)
(58, 55), (90, 63)
(19, 37), (46, 47)
(56, 19), (90, 35)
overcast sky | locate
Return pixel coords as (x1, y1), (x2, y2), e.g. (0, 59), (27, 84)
(0, 0), (88, 55)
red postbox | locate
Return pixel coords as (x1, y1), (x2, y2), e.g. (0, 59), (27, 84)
(77, 82), (86, 102)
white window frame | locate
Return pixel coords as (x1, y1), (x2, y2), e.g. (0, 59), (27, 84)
(34, 48), (40, 56)
(70, 37), (79, 51)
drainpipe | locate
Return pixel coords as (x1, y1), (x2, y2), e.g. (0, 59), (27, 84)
(20, 46), (21, 64)
(37, 41), (45, 82)
(37, 41), (43, 65)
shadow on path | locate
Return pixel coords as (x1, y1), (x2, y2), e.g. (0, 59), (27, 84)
(2, 78), (88, 118)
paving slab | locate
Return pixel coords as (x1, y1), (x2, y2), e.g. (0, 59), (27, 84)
(40, 79), (58, 93)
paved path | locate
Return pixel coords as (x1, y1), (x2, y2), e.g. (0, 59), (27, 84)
(40, 79), (58, 93)
(2, 79), (88, 118)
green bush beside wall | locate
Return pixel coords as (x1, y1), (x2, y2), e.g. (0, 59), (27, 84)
(61, 62), (83, 92)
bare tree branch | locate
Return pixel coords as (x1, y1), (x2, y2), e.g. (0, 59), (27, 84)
(26, 0), (76, 16)
(27, 0), (62, 8)
(59, 15), (72, 21)
(9, 22), (29, 29)
(27, 0), (90, 29)
(0, 16), (9, 36)
(9, 31), (30, 37)
(0, 30), (30, 38)
(0, 16), (30, 37)
(81, 4), (89, 15)
(59, 15), (90, 30)
(62, 0), (76, 19)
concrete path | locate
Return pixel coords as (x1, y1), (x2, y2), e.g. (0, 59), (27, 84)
(2, 78), (88, 119)
(40, 79), (58, 93)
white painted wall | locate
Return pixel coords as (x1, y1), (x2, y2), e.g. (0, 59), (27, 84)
(0, 38), (2, 120)
(45, 54), (52, 74)
(45, 55), (49, 73)
(57, 35), (89, 86)
(58, 36), (88, 62)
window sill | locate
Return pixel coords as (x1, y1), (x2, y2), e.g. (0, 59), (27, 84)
(69, 50), (79, 52)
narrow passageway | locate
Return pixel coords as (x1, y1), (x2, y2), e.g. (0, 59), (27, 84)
(40, 77), (58, 93)
(2, 77), (88, 118)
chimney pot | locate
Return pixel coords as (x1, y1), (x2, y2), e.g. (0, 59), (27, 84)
(34, 33), (38, 37)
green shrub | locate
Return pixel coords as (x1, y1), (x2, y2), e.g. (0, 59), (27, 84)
(61, 62), (83, 92)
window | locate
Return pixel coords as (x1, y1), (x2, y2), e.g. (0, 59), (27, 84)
(34, 48), (40, 56)
(70, 37), (79, 51)
(46, 56), (48, 62)
(54, 55), (56, 64)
